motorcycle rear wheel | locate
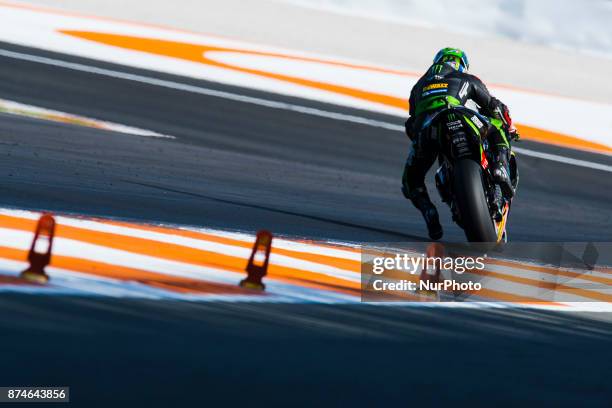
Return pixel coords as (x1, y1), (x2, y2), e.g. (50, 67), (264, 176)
(453, 159), (497, 242)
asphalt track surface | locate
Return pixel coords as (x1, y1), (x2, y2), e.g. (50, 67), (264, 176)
(1, 295), (611, 407)
(0, 42), (611, 406)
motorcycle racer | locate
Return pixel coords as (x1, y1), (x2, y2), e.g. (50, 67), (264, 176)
(402, 47), (519, 240)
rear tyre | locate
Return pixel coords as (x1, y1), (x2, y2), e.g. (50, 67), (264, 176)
(453, 159), (497, 242)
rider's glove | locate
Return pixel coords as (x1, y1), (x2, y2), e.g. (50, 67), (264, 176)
(508, 126), (520, 142)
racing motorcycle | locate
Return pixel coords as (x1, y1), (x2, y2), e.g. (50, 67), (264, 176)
(429, 106), (519, 243)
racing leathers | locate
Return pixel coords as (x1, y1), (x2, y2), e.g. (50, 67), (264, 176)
(401, 62), (517, 240)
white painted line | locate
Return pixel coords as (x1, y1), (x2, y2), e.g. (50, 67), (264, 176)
(513, 147), (612, 172)
(0, 255), (355, 303)
(0, 48), (400, 131)
(0, 207), (362, 261)
(0, 48), (610, 174)
(0, 223), (359, 284)
(0, 211), (359, 281)
(0, 97), (174, 138)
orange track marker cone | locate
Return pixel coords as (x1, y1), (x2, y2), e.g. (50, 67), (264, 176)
(417, 242), (444, 299)
(20, 213), (56, 284)
(239, 230), (273, 290)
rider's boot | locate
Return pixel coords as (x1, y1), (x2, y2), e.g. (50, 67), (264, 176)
(403, 187), (443, 240)
(421, 205), (443, 241)
(491, 147), (514, 198)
